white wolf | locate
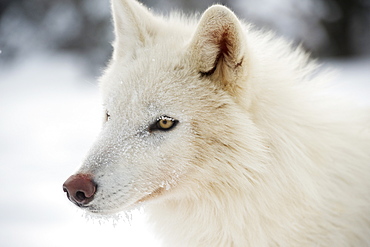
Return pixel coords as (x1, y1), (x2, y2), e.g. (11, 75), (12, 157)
(63, 0), (370, 246)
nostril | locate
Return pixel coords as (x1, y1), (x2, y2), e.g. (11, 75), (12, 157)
(75, 191), (87, 201)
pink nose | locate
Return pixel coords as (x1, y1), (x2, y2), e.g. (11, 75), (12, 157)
(63, 174), (96, 207)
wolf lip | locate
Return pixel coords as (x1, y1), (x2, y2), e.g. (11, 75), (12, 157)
(137, 187), (165, 204)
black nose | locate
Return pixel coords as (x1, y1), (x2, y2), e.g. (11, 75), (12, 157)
(63, 174), (97, 207)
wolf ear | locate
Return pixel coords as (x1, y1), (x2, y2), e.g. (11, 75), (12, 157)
(111, 0), (160, 60)
(189, 5), (247, 96)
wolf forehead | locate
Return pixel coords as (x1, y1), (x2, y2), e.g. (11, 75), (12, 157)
(101, 55), (187, 90)
(99, 50), (214, 110)
(100, 66), (192, 109)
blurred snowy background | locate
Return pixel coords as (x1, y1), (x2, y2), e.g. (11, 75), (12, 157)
(0, 0), (369, 246)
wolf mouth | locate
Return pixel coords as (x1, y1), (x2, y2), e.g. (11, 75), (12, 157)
(137, 187), (165, 203)
(82, 186), (166, 215)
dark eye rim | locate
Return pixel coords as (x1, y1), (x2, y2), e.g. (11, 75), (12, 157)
(149, 115), (179, 132)
(105, 110), (111, 122)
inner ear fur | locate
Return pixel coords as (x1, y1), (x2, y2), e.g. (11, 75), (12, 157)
(189, 5), (248, 95)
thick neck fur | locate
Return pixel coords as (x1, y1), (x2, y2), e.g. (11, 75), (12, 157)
(147, 98), (370, 247)
(146, 27), (370, 246)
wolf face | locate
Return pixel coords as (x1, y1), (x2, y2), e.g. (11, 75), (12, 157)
(63, 0), (261, 214)
(63, 1), (370, 246)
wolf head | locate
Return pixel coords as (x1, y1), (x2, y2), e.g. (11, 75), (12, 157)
(63, 0), (266, 214)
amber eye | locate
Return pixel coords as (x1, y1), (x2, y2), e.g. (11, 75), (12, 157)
(150, 116), (178, 131)
(158, 118), (174, 129)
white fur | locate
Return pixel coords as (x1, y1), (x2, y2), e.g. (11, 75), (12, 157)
(73, 0), (370, 246)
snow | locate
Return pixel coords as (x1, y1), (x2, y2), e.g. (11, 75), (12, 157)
(323, 58), (370, 106)
(0, 52), (368, 247)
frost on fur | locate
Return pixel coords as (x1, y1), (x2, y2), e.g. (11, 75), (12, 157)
(63, 0), (370, 246)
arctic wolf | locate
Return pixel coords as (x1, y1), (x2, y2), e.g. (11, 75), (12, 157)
(63, 0), (370, 246)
